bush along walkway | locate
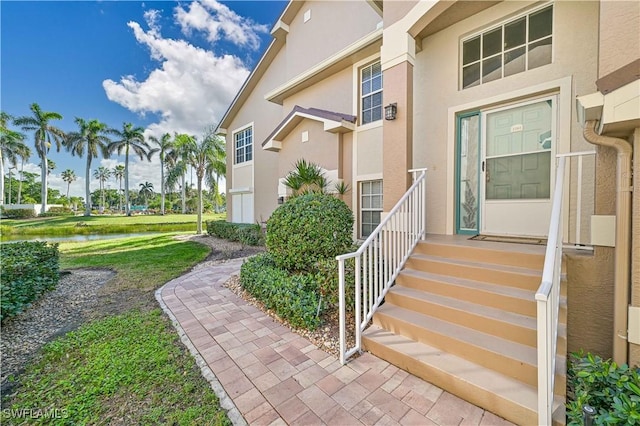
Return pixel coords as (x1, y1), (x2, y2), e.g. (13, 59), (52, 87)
(157, 259), (514, 426)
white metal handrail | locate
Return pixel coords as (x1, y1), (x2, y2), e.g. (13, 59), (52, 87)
(535, 154), (570, 424)
(537, 150), (596, 423)
(336, 169), (427, 364)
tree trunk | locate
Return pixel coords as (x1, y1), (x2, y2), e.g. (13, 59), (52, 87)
(160, 159), (165, 215)
(0, 153), (5, 205)
(125, 148), (130, 216)
(181, 173), (186, 214)
(85, 158), (92, 216)
(197, 173), (203, 234)
(41, 142), (48, 214)
(17, 161), (24, 204)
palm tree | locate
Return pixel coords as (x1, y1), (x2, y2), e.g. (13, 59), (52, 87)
(0, 112), (30, 205)
(180, 128), (225, 234)
(39, 159), (56, 175)
(61, 169), (77, 201)
(14, 103), (65, 212)
(169, 133), (194, 214)
(148, 133), (174, 215)
(64, 118), (112, 216)
(203, 125), (226, 213)
(138, 181), (154, 209)
(93, 166), (111, 212)
(283, 159), (328, 197)
(113, 164), (125, 213)
(109, 123), (158, 216)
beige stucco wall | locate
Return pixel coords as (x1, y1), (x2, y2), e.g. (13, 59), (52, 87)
(277, 120), (339, 178)
(598, 1), (640, 77)
(283, 67), (353, 115)
(225, 48), (287, 223)
(357, 125), (384, 176)
(341, 133), (354, 210)
(566, 145), (618, 359)
(382, 61), (414, 211)
(631, 128), (640, 367)
(232, 164), (252, 188)
(412, 1), (599, 234)
(285, 0), (381, 79)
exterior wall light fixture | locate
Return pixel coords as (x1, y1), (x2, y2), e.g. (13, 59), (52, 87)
(384, 103), (397, 120)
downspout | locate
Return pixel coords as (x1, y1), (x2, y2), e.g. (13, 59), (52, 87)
(583, 120), (633, 365)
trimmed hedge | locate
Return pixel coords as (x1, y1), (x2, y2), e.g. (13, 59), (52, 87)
(1, 241), (60, 321)
(1, 208), (36, 219)
(265, 193), (353, 272)
(240, 253), (321, 330)
(206, 220), (263, 246)
(39, 206), (74, 217)
(567, 351), (640, 425)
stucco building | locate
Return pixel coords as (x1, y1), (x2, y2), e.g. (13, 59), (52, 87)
(218, 1), (640, 423)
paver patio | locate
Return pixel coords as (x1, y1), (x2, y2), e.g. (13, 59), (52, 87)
(156, 258), (515, 426)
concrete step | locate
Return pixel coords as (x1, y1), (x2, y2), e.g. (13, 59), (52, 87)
(414, 239), (546, 270)
(405, 253), (561, 292)
(362, 325), (566, 426)
(396, 268), (567, 319)
(385, 285), (567, 349)
(372, 304), (566, 394)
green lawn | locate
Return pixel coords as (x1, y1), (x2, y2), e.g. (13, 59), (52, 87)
(1, 213), (225, 238)
(1, 234), (229, 425)
(60, 233), (210, 292)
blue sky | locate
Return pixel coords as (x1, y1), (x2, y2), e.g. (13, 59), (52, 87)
(1, 0), (286, 198)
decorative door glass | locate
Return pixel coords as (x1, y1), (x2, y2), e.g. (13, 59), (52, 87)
(457, 114), (480, 233)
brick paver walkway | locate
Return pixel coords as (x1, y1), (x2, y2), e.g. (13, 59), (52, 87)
(156, 259), (514, 426)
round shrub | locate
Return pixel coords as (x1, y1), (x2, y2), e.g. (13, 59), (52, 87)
(266, 193), (353, 272)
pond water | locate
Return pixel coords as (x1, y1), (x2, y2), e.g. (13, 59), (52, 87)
(1, 232), (161, 244)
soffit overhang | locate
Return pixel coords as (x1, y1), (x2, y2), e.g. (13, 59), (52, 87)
(262, 105), (356, 152)
(409, 1), (501, 41)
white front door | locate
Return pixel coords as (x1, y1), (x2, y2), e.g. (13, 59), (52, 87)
(481, 97), (556, 237)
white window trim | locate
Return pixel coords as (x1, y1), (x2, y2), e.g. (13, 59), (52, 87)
(360, 179), (383, 238)
(459, 3), (554, 90)
(352, 54), (382, 130)
(360, 61), (383, 125)
(232, 122), (254, 168)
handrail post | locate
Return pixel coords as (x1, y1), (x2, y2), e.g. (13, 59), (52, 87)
(336, 169), (427, 364)
(354, 256), (362, 353)
(338, 258), (346, 365)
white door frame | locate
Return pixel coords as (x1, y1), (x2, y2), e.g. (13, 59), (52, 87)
(479, 94), (558, 237)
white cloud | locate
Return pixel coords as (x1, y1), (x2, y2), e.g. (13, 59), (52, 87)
(102, 2), (258, 140)
(175, 0), (268, 50)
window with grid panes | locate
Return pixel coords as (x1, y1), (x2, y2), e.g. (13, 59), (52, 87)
(461, 5), (553, 89)
(361, 180), (383, 237)
(234, 126), (252, 164)
(361, 61), (383, 125)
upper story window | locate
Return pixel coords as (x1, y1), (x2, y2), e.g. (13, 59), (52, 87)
(461, 5), (553, 89)
(234, 126), (253, 164)
(361, 61), (383, 125)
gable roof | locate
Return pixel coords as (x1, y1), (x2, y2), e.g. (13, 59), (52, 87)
(262, 105), (356, 151)
(217, 0), (382, 133)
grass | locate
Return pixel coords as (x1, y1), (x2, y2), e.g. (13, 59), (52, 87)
(0, 213), (225, 238)
(1, 310), (230, 425)
(59, 233), (210, 292)
(1, 234), (229, 425)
